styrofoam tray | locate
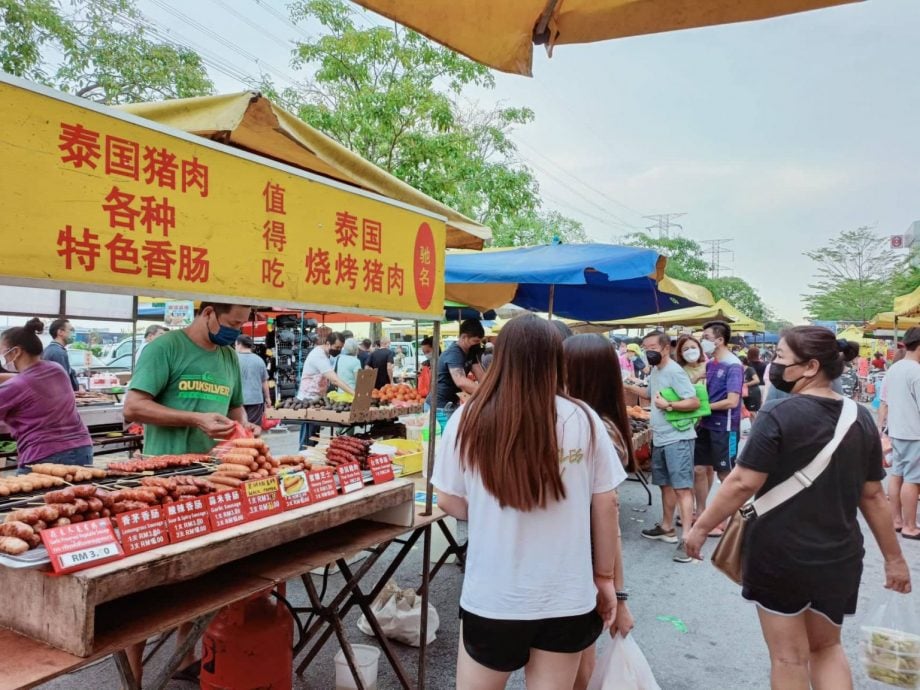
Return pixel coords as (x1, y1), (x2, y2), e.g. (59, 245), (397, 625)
(0, 545), (50, 570)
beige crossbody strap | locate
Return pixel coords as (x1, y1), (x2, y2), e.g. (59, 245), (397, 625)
(750, 398), (857, 517)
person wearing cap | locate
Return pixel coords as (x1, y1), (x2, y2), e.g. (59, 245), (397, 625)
(879, 326), (920, 540)
(627, 343), (647, 379)
(235, 334), (270, 426)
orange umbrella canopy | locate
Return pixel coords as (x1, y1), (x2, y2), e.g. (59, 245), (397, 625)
(351, 0), (858, 75)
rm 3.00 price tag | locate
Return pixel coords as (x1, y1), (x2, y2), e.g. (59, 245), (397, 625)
(59, 542), (120, 569)
(41, 518), (125, 574)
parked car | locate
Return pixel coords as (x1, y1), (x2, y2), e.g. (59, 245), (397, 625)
(104, 335), (144, 364)
(66, 349), (130, 377)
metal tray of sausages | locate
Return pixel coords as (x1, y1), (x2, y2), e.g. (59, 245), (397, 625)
(0, 545), (50, 570)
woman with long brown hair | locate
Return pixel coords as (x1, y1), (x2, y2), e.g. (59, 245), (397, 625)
(432, 315), (626, 690)
(563, 334), (635, 690)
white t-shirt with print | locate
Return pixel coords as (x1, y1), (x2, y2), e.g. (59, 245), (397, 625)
(432, 396), (626, 620)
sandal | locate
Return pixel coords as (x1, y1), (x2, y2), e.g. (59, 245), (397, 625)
(902, 532), (920, 541)
(707, 528), (725, 538)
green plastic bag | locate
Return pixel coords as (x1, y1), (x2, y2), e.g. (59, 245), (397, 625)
(659, 383), (711, 431)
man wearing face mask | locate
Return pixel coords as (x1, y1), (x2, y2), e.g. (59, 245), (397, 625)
(122, 302), (256, 683)
(296, 332), (354, 448)
(124, 302), (257, 457)
(627, 331), (700, 563)
(694, 321), (744, 530)
(41, 318), (81, 392)
(434, 318), (485, 415)
(417, 336), (434, 401)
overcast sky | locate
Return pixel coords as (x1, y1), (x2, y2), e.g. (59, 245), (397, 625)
(135, 0), (920, 323)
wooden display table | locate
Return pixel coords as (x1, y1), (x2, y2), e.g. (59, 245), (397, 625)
(0, 479), (415, 657)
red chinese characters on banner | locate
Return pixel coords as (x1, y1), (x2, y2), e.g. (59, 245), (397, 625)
(178, 245), (210, 283)
(101, 186), (175, 236)
(42, 518), (124, 574)
(182, 157), (209, 197)
(105, 233), (141, 275)
(413, 222), (437, 310)
(263, 220), (287, 252)
(207, 490), (248, 530)
(105, 135), (140, 180)
(166, 497), (212, 543)
(261, 258), (285, 288)
(58, 123), (101, 170)
(335, 253), (358, 290)
(362, 219), (382, 253)
(143, 146), (178, 189)
(57, 226), (101, 271)
(335, 211), (358, 247)
(263, 181), (286, 215)
(387, 264), (405, 296)
(115, 506), (170, 556)
(305, 248), (332, 286)
(363, 258), (384, 294)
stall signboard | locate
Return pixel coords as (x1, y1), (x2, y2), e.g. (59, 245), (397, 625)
(279, 470), (312, 511)
(164, 300), (194, 327)
(242, 477), (283, 519)
(207, 489), (248, 530)
(308, 470), (338, 504)
(166, 497), (212, 543)
(115, 506), (170, 556)
(42, 518), (124, 574)
(336, 462), (364, 494)
(368, 455), (395, 484)
(0, 77), (447, 320)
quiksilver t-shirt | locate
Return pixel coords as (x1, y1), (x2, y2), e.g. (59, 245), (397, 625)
(129, 330), (242, 455)
(432, 396), (626, 620)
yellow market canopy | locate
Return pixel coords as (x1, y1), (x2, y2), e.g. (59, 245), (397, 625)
(351, 0), (857, 76)
(894, 285), (920, 318)
(569, 299), (765, 332)
(865, 312), (920, 333)
(0, 76), (449, 320)
(118, 91), (489, 251)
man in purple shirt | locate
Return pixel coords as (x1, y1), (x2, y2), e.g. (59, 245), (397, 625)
(694, 321), (744, 532)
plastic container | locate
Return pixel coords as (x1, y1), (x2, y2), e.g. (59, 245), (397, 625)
(381, 438), (423, 475)
(334, 644), (380, 690)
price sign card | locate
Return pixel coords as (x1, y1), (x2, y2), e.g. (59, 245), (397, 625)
(368, 455), (395, 484)
(166, 497), (212, 543)
(336, 462), (364, 494)
(42, 518), (124, 574)
(115, 506), (170, 556)
(309, 469), (338, 504)
(279, 470), (311, 511)
(242, 477), (282, 520)
(207, 489), (247, 531)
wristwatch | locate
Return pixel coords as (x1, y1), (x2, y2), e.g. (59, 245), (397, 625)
(616, 591), (629, 601)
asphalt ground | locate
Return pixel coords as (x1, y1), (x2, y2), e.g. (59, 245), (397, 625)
(39, 474), (920, 690)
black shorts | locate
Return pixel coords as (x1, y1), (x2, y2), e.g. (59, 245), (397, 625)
(694, 427), (737, 474)
(742, 585), (858, 626)
(459, 607), (602, 672)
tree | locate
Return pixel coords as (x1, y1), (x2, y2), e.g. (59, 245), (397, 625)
(0, 0), (213, 104)
(622, 233), (709, 283)
(802, 227), (901, 322)
(706, 276), (768, 321)
(265, 0), (584, 246)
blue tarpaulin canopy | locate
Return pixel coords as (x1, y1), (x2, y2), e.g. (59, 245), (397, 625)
(445, 244), (713, 321)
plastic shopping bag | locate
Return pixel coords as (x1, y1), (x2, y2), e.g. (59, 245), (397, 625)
(587, 635), (661, 690)
(859, 590), (920, 688)
(357, 580), (439, 647)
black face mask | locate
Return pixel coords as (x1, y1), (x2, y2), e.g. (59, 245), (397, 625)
(329, 348), (342, 357)
(645, 351), (662, 366)
(769, 362), (804, 393)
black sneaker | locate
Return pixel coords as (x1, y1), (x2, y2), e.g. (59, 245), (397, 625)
(641, 524), (678, 544)
(673, 541), (694, 563)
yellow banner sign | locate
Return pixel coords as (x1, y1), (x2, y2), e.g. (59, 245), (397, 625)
(0, 79), (445, 319)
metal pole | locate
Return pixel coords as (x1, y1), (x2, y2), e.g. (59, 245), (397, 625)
(130, 296), (138, 374)
(547, 285), (555, 320)
(423, 320), (440, 516)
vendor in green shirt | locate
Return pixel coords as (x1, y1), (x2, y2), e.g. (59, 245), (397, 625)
(122, 301), (256, 683)
(124, 302), (257, 455)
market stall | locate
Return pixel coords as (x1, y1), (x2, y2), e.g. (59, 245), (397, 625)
(567, 298), (765, 333)
(0, 74), (477, 689)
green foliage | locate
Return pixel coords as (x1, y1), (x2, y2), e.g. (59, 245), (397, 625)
(705, 276), (768, 322)
(802, 227), (902, 322)
(622, 233), (709, 283)
(269, 0), (584, 246)
(0, 0), (212, 103)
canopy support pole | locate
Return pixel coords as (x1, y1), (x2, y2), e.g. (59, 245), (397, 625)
(423, 320), (440, 517)
(895, 316), (899, 348)
(547, 285), (555, 320)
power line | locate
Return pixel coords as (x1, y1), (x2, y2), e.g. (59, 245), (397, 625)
(205, 0), (298, 49)
(643, 212), (686, 241)
(699, 238), (734, 278)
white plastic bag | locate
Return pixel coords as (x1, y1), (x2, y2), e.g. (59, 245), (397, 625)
(586, 635), (661, 690)
(357, 580), (439, 647)
(859, 590), (920, 688)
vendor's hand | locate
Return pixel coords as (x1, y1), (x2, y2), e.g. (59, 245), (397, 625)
(884, 555), (912, 594)
(196, 413), (235, 439)
(611, 601), (634, 638)
(684, 526), (707, 561)
(653, 394), (670, 411)
(246, 422), (263, 438)
(594, 577), (618, 630)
